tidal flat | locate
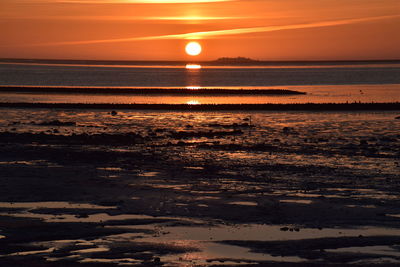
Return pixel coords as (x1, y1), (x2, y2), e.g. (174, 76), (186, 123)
(0, 108), (399, 266)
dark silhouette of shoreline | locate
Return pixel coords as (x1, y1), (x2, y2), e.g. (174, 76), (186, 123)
(1, 102), (399, 111)
(0, 86), (305, 95)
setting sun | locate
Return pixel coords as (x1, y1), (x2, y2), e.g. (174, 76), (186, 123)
(185, 42), (202, 56)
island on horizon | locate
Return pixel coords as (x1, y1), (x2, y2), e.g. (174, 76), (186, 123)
(210, 56), (260, 64)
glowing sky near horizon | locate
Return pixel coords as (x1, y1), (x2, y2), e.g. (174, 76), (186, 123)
(0, 0), (399, 60)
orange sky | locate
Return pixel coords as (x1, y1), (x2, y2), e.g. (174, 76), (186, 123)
(1, 0), (399, 60)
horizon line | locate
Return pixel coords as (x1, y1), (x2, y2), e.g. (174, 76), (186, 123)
(1, 57), (400, 63)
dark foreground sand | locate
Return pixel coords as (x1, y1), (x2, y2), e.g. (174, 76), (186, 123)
(0, 108), (400, 266)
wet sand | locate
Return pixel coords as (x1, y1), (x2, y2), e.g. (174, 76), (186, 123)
(0, 108), (400, 266)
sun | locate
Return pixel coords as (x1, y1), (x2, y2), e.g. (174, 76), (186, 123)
(185, 41), (202, 56)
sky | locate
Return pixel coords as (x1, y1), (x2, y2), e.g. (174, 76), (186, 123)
(1, 0), (399, 61)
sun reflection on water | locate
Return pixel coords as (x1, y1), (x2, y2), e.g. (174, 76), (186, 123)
(185, 64), (202, 70)
(186, 86), (201, 90)
(187, 100), (201, 105)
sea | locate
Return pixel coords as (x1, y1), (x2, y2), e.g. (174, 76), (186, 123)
(0, 60), (399, 104)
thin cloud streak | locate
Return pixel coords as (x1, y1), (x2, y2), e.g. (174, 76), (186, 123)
(143, 14), (400, 40)
(16, 14), (400, 47)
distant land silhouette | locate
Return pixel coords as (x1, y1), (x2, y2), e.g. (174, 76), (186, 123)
(211, 57), (259, 64)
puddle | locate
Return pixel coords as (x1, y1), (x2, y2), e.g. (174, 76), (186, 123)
(350, 257), (400, 265)
(326, 245), (400, 257)
(109, 148), (135, 153)
(46, 255), (81, 262)
(285, 192), (323, 198)
(137, 224), (400, 264)
(0, 160), (48, 166)
(345, 204), (377, 208)
(196, 196), (221, 200)
(138, 172), (160, 177)
(143, 224), (400, 242)
(71, 247), (110, 254)
(101, 229), (305, 264)
(184, 166), (205, 170)
(105, 221), (400, 262)
(324, 188), (400, 200)
(0, 202), (115, 210)
(161, 241), (304, 264)
(79, 258), (141, 264)
(2, 212), (400, 265)
(0, 212), (161, 223)
(275, 189), (400, 201)
(102, 175), (119, 179)
(97, 167), (123, 171)
(143, 184), (188, 190)
(280, 199), (313, 204)
(228, 201), (258, 206)
(189, 190), (221, 195)
(1, 248), (55, 257)
(387, 214), (400, 218)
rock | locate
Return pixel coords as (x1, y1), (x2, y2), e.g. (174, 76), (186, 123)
(111, 110), (118, 116)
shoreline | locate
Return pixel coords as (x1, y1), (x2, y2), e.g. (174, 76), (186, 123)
(0, 86), (305, 95)
(1, 102), (400, 111)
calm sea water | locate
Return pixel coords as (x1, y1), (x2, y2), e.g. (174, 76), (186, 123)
(0, 62), (399, 104)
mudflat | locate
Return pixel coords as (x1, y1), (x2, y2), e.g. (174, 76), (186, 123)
(0, 108), (399, 266)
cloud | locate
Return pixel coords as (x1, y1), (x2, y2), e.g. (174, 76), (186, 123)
(12, 14), (400, 47)
(150, 14), (400, 40)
